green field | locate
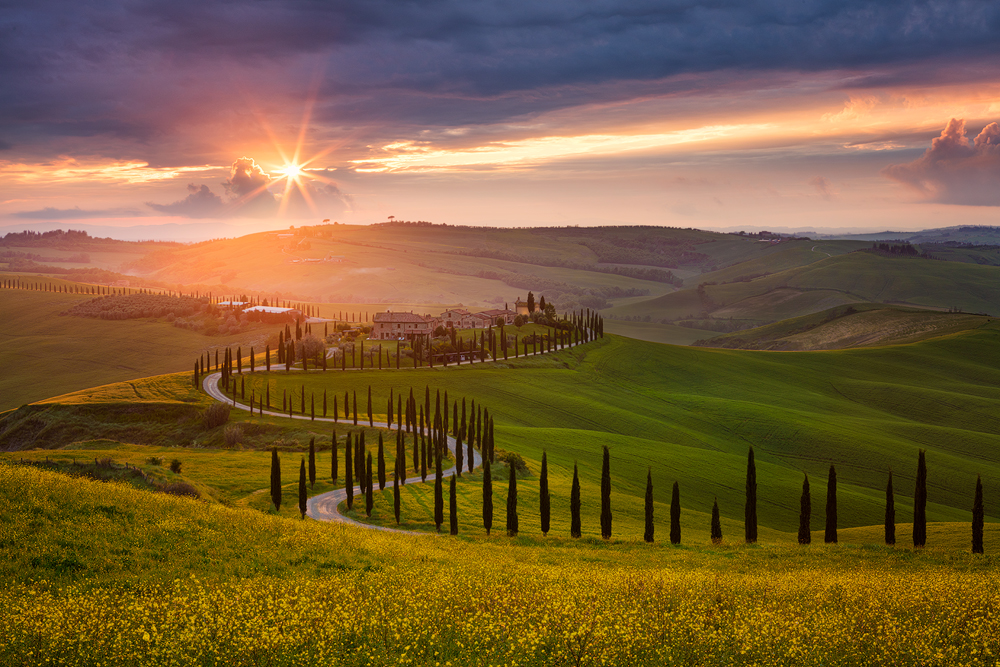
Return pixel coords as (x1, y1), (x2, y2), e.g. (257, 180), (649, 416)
(698, 304), (992, 350)
(611, 252), (1000, 324)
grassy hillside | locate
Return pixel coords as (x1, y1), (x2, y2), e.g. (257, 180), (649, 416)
(0, 284), (278, 412)
(2, 460), (999, 665)
(697, 304), (992, 350)
(610, 252), (1000, 326)
(19, 329), (1000, 543)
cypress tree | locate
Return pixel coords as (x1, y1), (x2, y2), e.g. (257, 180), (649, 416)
(670, 481), (681, 545)
(913, 449), (927, 548)
(745, 447), (758, 544)
(449, 475), (458, 535)
(798, 473), (811, 545)
(474, 457), (490, 539)
(644, 468), (654, 543)
(308, 437), (316, 488)
(455, 433), (464, 477)
(467, 431), (474, 474)
(345, 438), (354, 510)
(270, 447), (281, 511)
(367, 386), (373, 427)
(506, 460), (518, 537)
(600, 445), (612, 539)
(393, 471), (400, 525)
(331, 431), (338, 482)
(825, 465), (838, 544)
(972, 474), (984, 555)
(452, 401), (458, 437)
(885, 469), (896, 546)
(711, 498), (723, 544)
(353, 390), (358, 425)
(377, 432), (386, 491)
(298, 458), (307, 518)
(333, 395), (338, 422)
(365, 453), (374, 517)
(570, 463), (581, 538)
(434, 453), (444, 532)
(540, 451), (550, 536)
(397, 428), (406, 484)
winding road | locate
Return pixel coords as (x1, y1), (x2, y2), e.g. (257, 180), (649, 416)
(200, 330), (592, 532)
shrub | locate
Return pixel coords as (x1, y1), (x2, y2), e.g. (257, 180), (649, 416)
(161, 481), (199, 498)
(203, 402), (231, 429)
(146, 456), (163, 466)
(169, 459), (182, 474)
(96, 457), (113, 468)
(223, 424), (243, 448)
(494, 449), (529, 475)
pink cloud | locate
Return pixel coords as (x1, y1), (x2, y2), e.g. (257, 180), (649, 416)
(883, 118), (1000, 205)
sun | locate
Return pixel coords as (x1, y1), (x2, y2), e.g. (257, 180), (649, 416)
(276, 162), (305, 179)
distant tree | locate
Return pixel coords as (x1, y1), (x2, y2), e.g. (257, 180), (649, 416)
(345, 438), (354, 510)
(527, 291), (535, 313)
(711, 498), (723, 544)
(973, 474), (984, 554)
(670, 481), (681, 545)
(270, 447), (281, 511)
(377, 432), (386, 491)
(507, 460), (518, 537)
(914, 449), (927, 548)
(798, 473), (811, 545)
(308, 437), (316, 488)
(393, 472), (401, 525)
(367, 386), (373, 427)
(885, 469), (896, 546)
(449, 475), (458, 536)
(600, 446), (612, 539)
(331, 430), (338, 482)
(644, 468), (654, 543)
(434, 453), (444, 532)
(540, 451), (550, 536)
(514, 314), (525, 327)
(825, 465), (838, 544)
(570, 463), (581, 538)
(298, 458), (307, 519)
(745, 447), (757, 544)
(365, 453), (374, 517)
(483, 457), (494, 535)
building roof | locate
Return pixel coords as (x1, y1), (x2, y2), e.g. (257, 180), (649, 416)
(479, 308), (514, 317)
(244, 305), (298, 314)
(217, 301), (247, 306)
(373, 311), (430, 324)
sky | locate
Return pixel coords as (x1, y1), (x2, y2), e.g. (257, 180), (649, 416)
(3, 0), (1000, 240)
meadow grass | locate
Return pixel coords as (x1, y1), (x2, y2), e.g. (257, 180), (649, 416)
(1, 463), (998, 667)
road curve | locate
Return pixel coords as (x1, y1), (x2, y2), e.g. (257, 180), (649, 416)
(202, 371), (483, 533)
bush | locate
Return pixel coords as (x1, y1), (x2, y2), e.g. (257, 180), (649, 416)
(96, 457), (113, 468)
(146, 456), (163, 466)
(494, 449), (529, 475)
(169, 459), (182, 474)
(161, 481), (199, 498)
(223, 424), (243, 448)
(203, 402), (231, 429)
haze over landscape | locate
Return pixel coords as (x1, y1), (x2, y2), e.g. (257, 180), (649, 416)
(3, 2), (1000, 666)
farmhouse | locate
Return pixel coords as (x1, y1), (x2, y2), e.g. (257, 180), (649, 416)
(479, 308), (516, 325)
(370, 311), (433, 341)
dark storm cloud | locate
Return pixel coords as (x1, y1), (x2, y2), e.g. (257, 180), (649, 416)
(4, 0), (1000, 159)
(13, 206), (144, 219)
(146, 184), (226, 218)
(883, 119), (1000, 205)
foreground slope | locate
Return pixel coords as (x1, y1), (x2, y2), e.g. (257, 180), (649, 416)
(1, 463), (998, 666)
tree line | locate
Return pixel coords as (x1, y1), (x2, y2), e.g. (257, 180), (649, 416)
(271, 440), (987, 553)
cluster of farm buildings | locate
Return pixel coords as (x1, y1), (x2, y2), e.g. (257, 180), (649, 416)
(369, 299), (530, 341)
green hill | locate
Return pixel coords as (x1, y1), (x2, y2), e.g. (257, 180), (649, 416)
(696, 304), (992, 350)
(11, 330), (1000, 542)
(609, 252), (1000, 327)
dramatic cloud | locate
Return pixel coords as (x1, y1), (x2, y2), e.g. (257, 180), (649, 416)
(13, 206), (144, 219)
(882, 119), (1000, 205)
(146, 184), (226, 218)
(4, 0), (1000, 163)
